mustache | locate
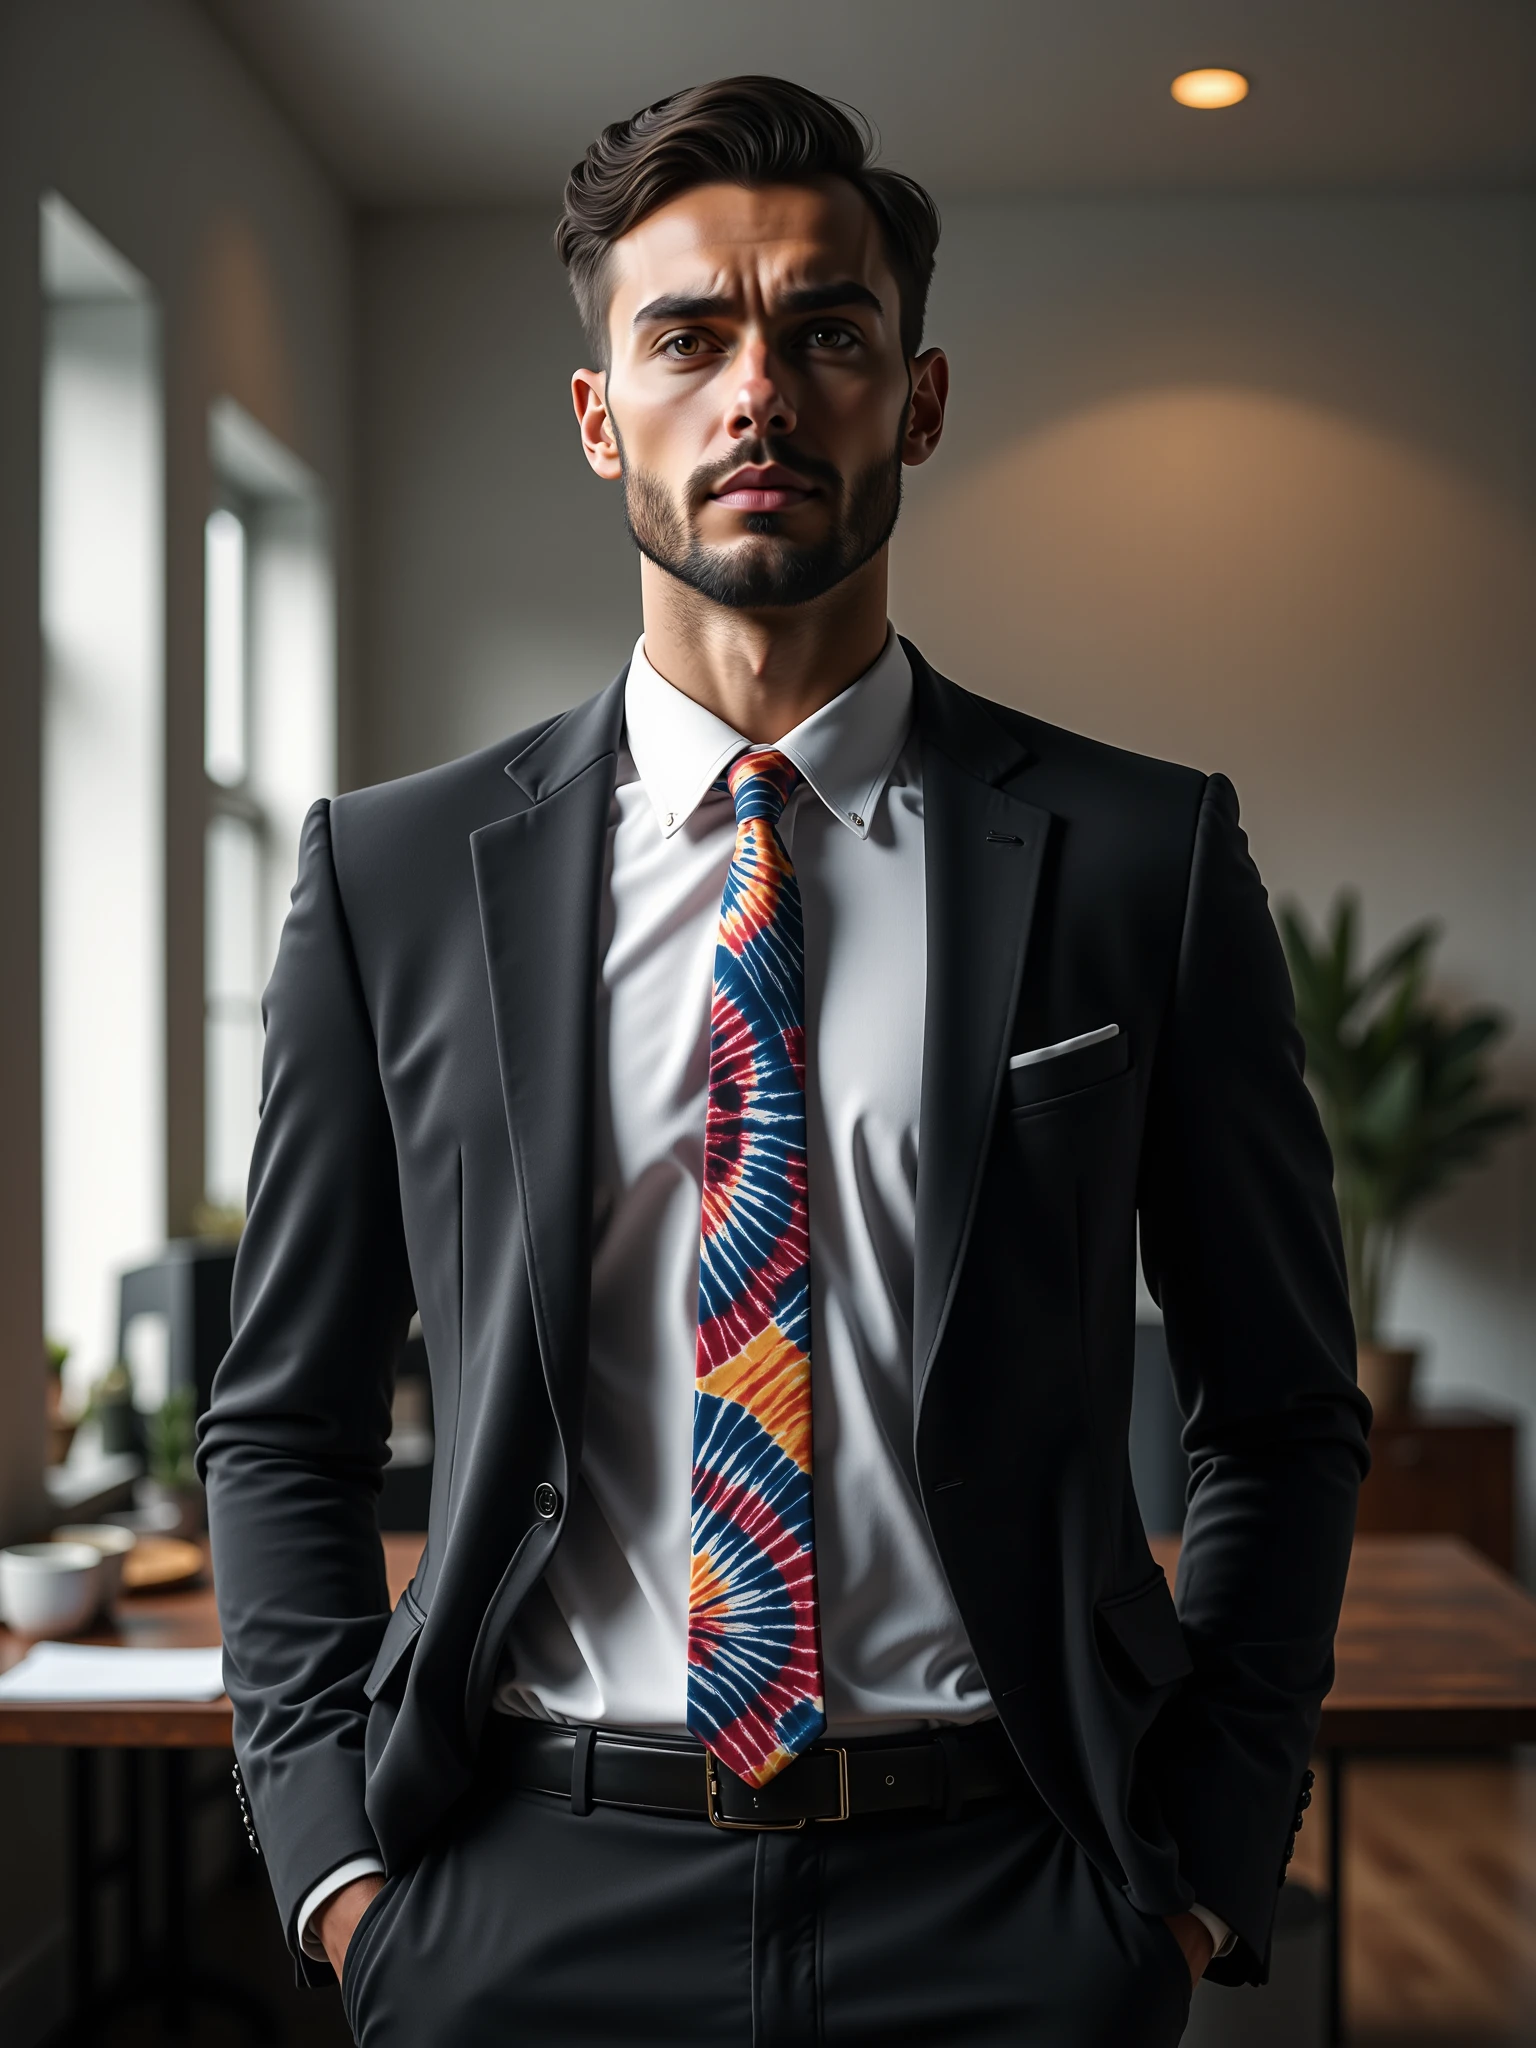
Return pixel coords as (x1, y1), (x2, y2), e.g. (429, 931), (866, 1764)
(685, 438), (844, 509)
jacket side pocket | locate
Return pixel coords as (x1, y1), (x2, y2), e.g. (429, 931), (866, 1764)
(1095, 1569), (1193, 1688)
(364, 1591), (426, 1704)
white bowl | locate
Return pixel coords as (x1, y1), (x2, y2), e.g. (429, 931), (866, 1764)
(52, 1524), (137, 1610)
(0, 1543), (103, 1637)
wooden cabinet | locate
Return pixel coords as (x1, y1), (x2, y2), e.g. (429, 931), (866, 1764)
(1356, 1407), (1518, 1573)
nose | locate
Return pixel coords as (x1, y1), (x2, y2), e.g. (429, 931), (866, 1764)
(726, 337), (796, 444)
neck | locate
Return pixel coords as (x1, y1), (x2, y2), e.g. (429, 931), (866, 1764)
(638, 551), (891, 743)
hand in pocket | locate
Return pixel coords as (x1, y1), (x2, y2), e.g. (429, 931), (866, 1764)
(321, 1873), (387, 1982)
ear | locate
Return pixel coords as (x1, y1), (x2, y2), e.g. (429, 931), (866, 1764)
(572, 366), (622, 481)
(902, 347), (949, 468)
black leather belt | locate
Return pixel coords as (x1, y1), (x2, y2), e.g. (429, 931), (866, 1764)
(487, 1716), (1031, 1831)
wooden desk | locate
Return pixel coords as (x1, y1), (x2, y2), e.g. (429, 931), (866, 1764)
(9, 1533), (1536, 2042)
(0, 1533), (422, 2037)
(1154, 1532), (1536, 2043)
(0, 1532), (424, 1746)
(1151, 1529), (1536, 1748)
(31, 1533), (1531, 1754)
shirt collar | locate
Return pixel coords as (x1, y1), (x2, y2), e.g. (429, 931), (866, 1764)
(622, 628), (913, 843)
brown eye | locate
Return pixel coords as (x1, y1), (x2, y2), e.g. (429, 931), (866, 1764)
(808, 325), (854, 350)
(665, 333), (704, 358)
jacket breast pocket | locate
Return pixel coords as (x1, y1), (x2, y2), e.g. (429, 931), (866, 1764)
(1009, 1026), (1131, 1112)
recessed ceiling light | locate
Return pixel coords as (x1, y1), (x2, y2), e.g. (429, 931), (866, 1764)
(1171, 68), (1250, 110)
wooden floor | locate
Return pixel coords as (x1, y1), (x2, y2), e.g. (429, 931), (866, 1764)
(1290, 1751), (1536, 2045)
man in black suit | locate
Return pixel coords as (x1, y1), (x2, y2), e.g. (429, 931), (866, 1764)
(200, 76), (1368, 2047)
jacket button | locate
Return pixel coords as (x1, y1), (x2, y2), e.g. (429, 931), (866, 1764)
(533, 1481), (561, 1520)
(230, 1765), (261, 1856)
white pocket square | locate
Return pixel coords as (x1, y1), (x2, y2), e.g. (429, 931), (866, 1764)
(1009, 1023), (1121, 1071)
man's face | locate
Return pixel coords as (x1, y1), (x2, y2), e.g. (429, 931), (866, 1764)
(574, 179), (943, 608)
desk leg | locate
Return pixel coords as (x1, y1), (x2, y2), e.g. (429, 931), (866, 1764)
(161, 1750), (277, 2042)
(62, 1746), (276, 2044)
(1327, 1749), (1346, 2046)
(68, 1749), (97, 2036)
(164, 1748), (190, 2033)
(125, 1750), (145, 1986)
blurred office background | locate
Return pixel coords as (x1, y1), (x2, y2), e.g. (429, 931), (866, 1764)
(0, 2), (1532, 2041)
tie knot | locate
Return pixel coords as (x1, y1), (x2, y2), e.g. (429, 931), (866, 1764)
(726, 748), (800, 829)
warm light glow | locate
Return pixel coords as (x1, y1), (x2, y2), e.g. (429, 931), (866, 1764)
(1171, 68), (1250, 110)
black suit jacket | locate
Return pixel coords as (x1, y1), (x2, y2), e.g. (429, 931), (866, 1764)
(198, 644), (1369, 1987)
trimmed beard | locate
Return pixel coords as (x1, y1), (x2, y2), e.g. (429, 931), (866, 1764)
(618, 424), (905, 610)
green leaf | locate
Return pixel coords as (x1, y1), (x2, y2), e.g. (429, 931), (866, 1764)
(1357, 922), (1437, 1011)
(1280, 892), (1530, 1296)
(1355, 1053), (1421, 1150)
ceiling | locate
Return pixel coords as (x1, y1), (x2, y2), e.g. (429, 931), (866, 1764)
(202, 0), (1536, 208)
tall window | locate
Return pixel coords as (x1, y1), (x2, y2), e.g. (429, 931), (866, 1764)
(205, 506), (248, 787)
(40, 194), (164, 1411)
(202, 403), (335, 1221)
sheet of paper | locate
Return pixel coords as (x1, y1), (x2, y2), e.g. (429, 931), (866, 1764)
(0, 1641), (226, 1702)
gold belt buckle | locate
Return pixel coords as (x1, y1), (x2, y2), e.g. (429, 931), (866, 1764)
(704, 1746), (850, 1830)
(818, 1744), (852, 1823)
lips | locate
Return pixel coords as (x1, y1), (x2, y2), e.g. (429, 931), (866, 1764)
(711, 464), (816, 513)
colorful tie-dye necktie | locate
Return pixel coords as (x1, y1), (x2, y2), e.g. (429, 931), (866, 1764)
(687, 747), (825, 1789)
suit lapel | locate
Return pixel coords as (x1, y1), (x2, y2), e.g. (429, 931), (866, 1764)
(471, 676), (625, 1447)
(469, 652), (1045, 1443)
(909, 649), (1050, 1413)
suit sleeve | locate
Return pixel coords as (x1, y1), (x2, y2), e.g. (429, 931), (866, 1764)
(196, 799), (414, 1976)
(1138, 772), (1371, 1984)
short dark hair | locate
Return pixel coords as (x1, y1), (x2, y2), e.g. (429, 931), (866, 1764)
(556, 77), (941, 362)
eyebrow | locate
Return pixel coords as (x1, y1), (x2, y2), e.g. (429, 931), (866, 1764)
(631, 279), (885, 328)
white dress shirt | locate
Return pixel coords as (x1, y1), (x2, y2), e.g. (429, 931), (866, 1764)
(298, 629), (1230, 1962)
(495, 627), (991, 1733)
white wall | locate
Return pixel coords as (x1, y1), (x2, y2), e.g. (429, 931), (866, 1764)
(356, 192), (1536, 1567)
(357, 209), (639, 782)
(892, 195), (1536, 1556)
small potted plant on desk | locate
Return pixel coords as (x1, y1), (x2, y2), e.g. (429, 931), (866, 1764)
(45, 1338), (75, 1465)
(86, 1360), (143, 1457)
(141, 1387), (205, 1537)
(1280, 892), (1528, 1414)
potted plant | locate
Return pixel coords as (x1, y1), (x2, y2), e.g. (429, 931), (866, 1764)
(83, 1360), (143, 1458)
(141, 1387), (205, 1536)
(1280, 892), (1528, 1414)
(44, 1338), (75, 1465)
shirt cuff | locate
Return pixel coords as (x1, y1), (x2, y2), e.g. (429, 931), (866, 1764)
(1188, 1901), (1236, 1959)
(297, 1855), (387, 1961)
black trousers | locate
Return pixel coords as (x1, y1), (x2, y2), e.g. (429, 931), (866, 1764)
(340, 1747), (1192, 2047)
